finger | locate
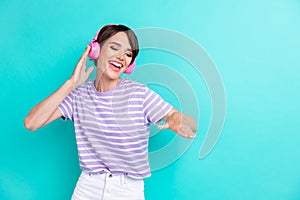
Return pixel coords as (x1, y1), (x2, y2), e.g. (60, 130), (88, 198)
(87, 66), (94, 73)
(178, 129), (196, 139)
(157, 122), (170, 130)
(79, 45), (91, 61)
(86, 66), (94, 77)
(84, 45), (91, 55)
(188, 133), (196, 139)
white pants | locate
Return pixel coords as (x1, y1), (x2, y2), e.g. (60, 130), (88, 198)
(71, 172), (145, 200)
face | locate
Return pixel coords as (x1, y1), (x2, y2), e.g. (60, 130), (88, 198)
(96, 32), (133, 79)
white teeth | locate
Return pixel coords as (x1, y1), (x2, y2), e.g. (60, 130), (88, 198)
(109, 61), (123, 68)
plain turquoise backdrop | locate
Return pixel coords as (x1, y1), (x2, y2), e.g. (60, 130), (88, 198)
(1, 0), (300, 199)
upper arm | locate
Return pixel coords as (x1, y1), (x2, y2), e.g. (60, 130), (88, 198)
(143, 87), (173, 124)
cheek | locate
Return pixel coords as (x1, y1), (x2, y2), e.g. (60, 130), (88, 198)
(126, 57), (133, 66)
(99, 47), (114, 59)
(97, 51), (109, 66)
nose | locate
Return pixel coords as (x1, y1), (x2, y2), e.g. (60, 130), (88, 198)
(116, 52), (125, 61)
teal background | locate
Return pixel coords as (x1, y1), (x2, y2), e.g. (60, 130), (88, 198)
(1, 0), (300, 199)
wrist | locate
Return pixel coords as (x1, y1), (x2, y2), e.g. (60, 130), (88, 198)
(66, 79), (76, 91)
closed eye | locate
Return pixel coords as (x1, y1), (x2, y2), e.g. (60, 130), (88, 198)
(110, 46), (118, 51)
(126, 52), (133, 57)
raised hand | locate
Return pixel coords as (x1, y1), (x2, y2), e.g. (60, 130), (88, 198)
(70, 46), (94, 89)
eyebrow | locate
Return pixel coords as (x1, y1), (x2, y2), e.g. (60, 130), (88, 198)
(109, 42), (132, 51)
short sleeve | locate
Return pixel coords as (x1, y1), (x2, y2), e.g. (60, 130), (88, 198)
(58, 91), (74, 121)
(143, 87), (173, 124)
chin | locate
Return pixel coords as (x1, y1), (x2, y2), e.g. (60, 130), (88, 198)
(105, 71), (122, 80)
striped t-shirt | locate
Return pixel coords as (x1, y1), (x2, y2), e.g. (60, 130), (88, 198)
(58, 78), (172, 179)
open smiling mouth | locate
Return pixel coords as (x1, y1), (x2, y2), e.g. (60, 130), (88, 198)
(109, 61), (123, 72)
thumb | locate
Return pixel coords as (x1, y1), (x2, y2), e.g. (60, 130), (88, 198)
(86, 66), (94, 76)
(157, 122), (170, 130)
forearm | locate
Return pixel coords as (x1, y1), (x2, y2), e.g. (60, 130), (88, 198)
(24, 79), (75, 131)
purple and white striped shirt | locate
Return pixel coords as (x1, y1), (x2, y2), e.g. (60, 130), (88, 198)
(58, 78), (172, 179)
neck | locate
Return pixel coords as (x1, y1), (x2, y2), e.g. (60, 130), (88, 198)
(95, 72), (121, 92)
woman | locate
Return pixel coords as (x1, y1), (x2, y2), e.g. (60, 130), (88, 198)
(24, 24), (197, 200)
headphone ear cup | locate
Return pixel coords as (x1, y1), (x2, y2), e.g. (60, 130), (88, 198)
(124, 61), (136, 74)
(88, 42), (100, 59)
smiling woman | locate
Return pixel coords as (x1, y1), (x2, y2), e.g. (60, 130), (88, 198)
(23, 24), (197, 200)
(89, 25), (138, 76)
(95, 31), (134, 83)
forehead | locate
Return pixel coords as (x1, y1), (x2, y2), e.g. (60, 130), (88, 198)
(105, 32), (131, 49)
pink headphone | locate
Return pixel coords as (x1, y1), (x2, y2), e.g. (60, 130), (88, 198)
(88, 26), (136, 74)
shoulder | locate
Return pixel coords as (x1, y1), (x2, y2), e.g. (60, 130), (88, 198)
(121, 78), (146, 87)
(120, 78), (147, 91)
(73, 80), (94, 95)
